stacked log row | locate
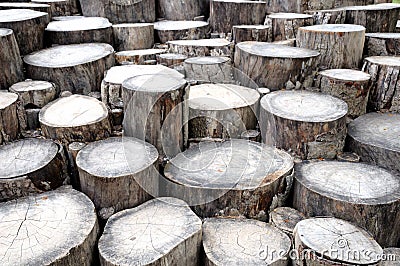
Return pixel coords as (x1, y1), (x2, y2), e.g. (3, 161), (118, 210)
(164, 139), (294, 219)
(314, 69), (371, 118)
(31, 0), (73, 16)
(24, 43), (114, 95)
(363, 56), (400, 112)
(297, 24), (365, 70)
(184, 56), (232, 83)
(0, 2), (51, 13)
(203, 218), (291, 265)
(188, 84), (259, 140)
(0, 91), (19, 144)
(0, 187), (99, 266)
(45, 17), (113, 46)
(154, 20), (209, 43)
(0, 28), (23, 90)
(348, 112), (400, 175)
(0, 138), (65, 201)
(270, 207), (305, 236)
(158, 53), (188, 68)
(260, 90), (348, 159)
(232, 25), (272, 44)
(167, 38), (233, 58)
(0, 9), (49, 55)
(39, 95), (112, 145)
(364, 33), (400, 56)
(115, 48), (166, 65)
(234, 42), (319, 90)
(294, 217), (383, 265)
(98, 198), (202, 265)
(266, 13), (313, 41)
(157, 0), (205, 20)
(112, 23), (154, 51)
(293, 160), (400, 247)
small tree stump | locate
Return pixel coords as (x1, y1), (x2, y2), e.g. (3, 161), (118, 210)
(9, 80), (56, 108)
(0, 2), (50, 13)
(31, 0), (72, 16)
(157, 0), (204, 20)
(0, 187), (99, 265)
(39, 95), (112, 145)
(234, 42), (319, 90)
(45, 17), (112, 46)
(314, 69), (371, 119)
(348, 112), (400, 175)
(188, 84), (259, 140)
(0, 28), (24, 90)
(158, 53), (188, 68)
(24, 43), (114, 95)
(305, 8), (347, 25)
(164, 139), (294, 219)
(115, 48), (166, 65)
(294, 161), (400, 247)
(76, 137), (159, 214)
(232, 25), (272, 44)
(297, 24), (365, 70)
(112, 23), (154, 51)
(168, 38), (233, 58)
(0, 9), (49, 55)
(381, 248), (400, 265)
(203, 218), (291, 265)
(294, 217), (383, 265)
(260, 90), (348, 159)
(270, 207), (305, 236)
(154, 20), (209, 44)
(184, 56), (232, 83)
(210, 0), (266, 34)
(266, 13), (313, 41)
(98, 197), (202, 266)
(0, 138), (65, 201)
(0, 91), (19, 145)
(364, 33), (400, 57)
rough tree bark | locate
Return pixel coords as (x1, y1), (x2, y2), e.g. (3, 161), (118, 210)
(184, 56), (232, 83)
(158, 53), (188, 68)
(266, 13), (313, 41)
(168, 38), (233, 58)
(0, 91), (19, 145)
(115, 48), (166, 65)
(232, 25), (272, 44)
(364, 33), (400, 57)
(31, 0), (74, 16)
(112, 23), (154, 51)
(157, 0), (205, 20)
(9, 80), (56, 108)
(305, 8), (347, 25)
(270, 207), (305, 236)
(0, 28), (23, 90)
(154, 20), (210, 43)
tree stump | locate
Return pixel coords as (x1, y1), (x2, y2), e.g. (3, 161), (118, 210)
(158, 53), (187, 68)
(232, 25), (272, 44)
(0, 91), (19, 145)
(164, 139), (294, 219)
(31, 0), (72, 16)
(188, 84), (259, 140)
(0, 138), (65, 201)
(79, 0), (155, 24)
(305, 8), (347, 25)
(98, 197), (202, 265)
(297, 24), (365, 70)
(314, 69), (371, 119)
(348, 112), (400, 175)
(381, 248), (400, 265)
(76, 137), (159, 215)
(9, 80), (56, 108)
(157, 0), (204, 20)
(122, 74), (188, 161)
(260, 90), (348, 159)
(0, 9), (48, 55)
(115, 48), (166, 65)
(112, 23), (154, 51)
(0, 2), (50, 13)
(168, 38), (233, 57)
(39, 95), (112, 145)
(210, 0), (266, 34)
(0, 28), (23, 90)
(203, 218), (291, 265)
(294, 217), (383, 265)
(0, 187), (99, 265)
(364, 33), (400, 57)
(24, 43), (114, 95)
(266, 13), (313, 41)
(184, 56), (232, 83)
(154, 20), (209, 44)
(234, 42), (319, 90)
(45, 17), (113, 46)
(270, 207), (305, 236)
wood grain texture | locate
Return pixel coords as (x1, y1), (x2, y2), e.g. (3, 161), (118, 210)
(266, 13), (313, 41)
(157, 0), (205, 20)
(112, 23), (154, 51)
(0, 91), (19, 144)
(270, 207), (305, 235)
(232, 25), (272, 44)
(31, 0), (72, 16)
(115, 48), (166, 65)
(9, 80), (56, 108)
(0, 28), (23, 90)
(0, 2), (50, 13)
(154, 20), (210, 43)
(364, 33), (400, 56)
(184, 56), (232, 83)
(168, 38), (233, 58)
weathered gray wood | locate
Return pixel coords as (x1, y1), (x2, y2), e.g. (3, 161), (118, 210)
(336, 152), (360, 162)
(348, 112), (400, 175)
(0, 2), (50, 13)
(266, 13), (313, 41)
(184, 56), (232, 83)
(168, 38), (233, 58)
(98, 197), (202, 266)
(112, 23), (154, 51)
(154, 20), (210, 43)
(293, 161), (400, 247)
(9, 80), (56, 108)
(0, 187), (99, 266)
(24, 43), (114, 95)
(234, 42), (319, 90)
(380, 248), (400, 265)
(365, 33), (400, 56)
(31, 0), (73, 16)
(305, 8), (347, 25)
(297, 24), (365, 70)
(270, 207), (305, 235)
(164, 139), (294, 219)
(157, 0), (205, 20)
(0, 28), (23, 90)
(203, 218), (291, 265)
(0, 91), (19, 144)
(232, 25), (272, 44)
(260, 90), (348, 159)
(158, 53), (188, 67)
(115, 48), (166, 65)
(67, 141), (85, 189)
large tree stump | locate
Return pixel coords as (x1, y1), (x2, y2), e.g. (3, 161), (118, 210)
(0, 138), (65, 201)
(0, 28), (23, 90)
(0, 187), (99, 265)
(210, 0), (266, 34)
(79, 0), (155, 24)
(98, 197), (202, 265)
(293, 160), (400, 247)
(381, 248), (400, 265)
(260, 90), (348, 159)
(234, 42), (319, 90)
(294, 217), (383, 265)
(24, 43), (114, 95)
(39, 95), (112, 145)
(164, 139), (294, 219)
(0, 91), (19, 145)
(314, 69), (371, 119)
(45, 17), (113, 46)
(363, 56), (400, 112)
(0, 9), (48, 55)
(0, 2), (50, 13)
(168, 38), (233, 58)
(157, 0), (204, 20)
(76, 137), (159, 216)
(115, 48), (166, 65)
(122, 74), (188, 161)
(158, 53), (188, 68)
(112, 23), (154, 51)
(364, 33), (400, 57)
(305, 8), (347, 25)
(348, 112), (400, 175)
(154, 20), (209, 43)
(297, 24), (365, 70)
(188, 84), (259, 140)
(9, 80), (56, 108)
(203, 218), (291, 265)
(31, 0), (73, 16)
(184, 56), (232, 83)
(266, 13), (313, 41)
(270, 207), (305, 236)
(232, 25), (272, 44)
